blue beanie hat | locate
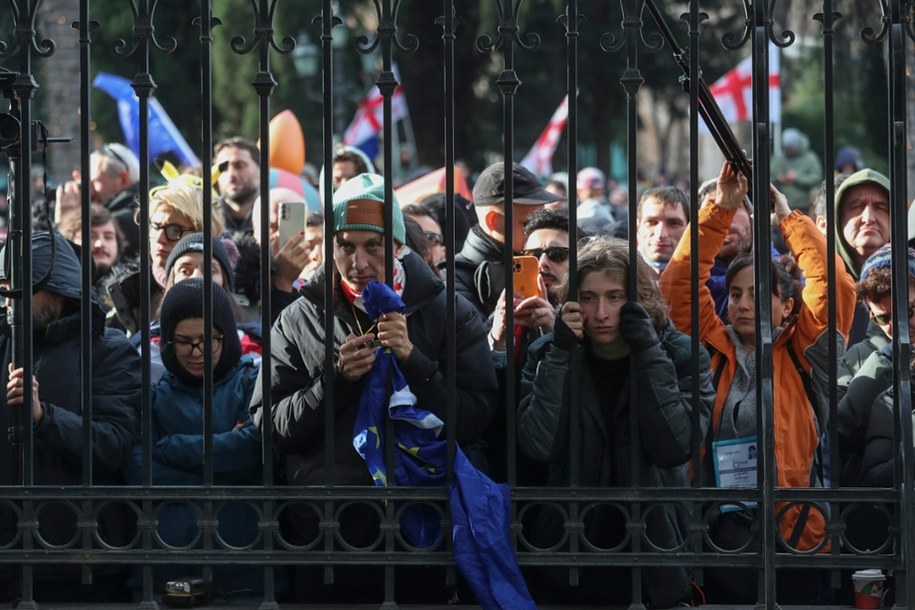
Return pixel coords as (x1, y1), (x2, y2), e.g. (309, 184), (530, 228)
(859, 244), (915, 283)
(332, 173), (405, 244)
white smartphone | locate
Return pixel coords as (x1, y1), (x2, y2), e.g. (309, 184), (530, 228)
(278, 200), (307, 249)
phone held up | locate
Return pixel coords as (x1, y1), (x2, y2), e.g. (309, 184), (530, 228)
(278, 200), (307, 249)
(512, 255), (540, 300)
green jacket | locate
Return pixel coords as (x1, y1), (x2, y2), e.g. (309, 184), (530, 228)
(772, 131), (823, 211)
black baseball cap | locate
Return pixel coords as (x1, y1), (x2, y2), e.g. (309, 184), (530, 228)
(472, 162), (566, 207)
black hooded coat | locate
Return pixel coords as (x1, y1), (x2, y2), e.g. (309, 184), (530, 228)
(0, 232), (141, 584)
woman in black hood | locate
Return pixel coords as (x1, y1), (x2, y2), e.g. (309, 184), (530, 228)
(159, 277), (242, 384)
(124, 278), (267, 599)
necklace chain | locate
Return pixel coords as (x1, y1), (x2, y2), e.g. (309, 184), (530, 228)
(351, 302), (376, 336)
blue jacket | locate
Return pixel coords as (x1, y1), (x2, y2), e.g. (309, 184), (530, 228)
(124, 356), (264, 599)
(126, 356), (261, 485)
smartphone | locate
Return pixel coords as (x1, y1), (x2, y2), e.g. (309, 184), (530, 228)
(512, 255), (540, 299)
(278, 200), (307, 249)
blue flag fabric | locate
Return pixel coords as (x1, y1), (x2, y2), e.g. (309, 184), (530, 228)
(92, 72), (200, 168)
(352, 280), (536, 609)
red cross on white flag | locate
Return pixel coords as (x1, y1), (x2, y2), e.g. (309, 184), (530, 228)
(343, 65), (409, 147)
(703, 43), (781, 132)
(520, 95), (569, 178)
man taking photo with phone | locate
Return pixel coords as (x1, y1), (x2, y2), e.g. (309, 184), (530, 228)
(455, 162), (565, 320)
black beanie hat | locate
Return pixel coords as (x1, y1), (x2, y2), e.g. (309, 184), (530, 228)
(164, 233), (235, 293)
(159, 278), (242, 384)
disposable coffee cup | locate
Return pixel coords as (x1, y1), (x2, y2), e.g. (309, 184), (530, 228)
(852, 569), (885, 609)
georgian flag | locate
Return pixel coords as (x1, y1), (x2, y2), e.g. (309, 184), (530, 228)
(342, 65), (409, 161)
(520, 95), (569, 178)
(704, 43), (781, 131)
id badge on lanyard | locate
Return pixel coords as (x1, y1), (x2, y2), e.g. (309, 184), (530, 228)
(712, 435), (758, 512)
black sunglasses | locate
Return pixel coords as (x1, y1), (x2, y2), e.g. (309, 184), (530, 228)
(150, 222), (194, 242)
(97, 143), (131, 174)
(424, 231), (444, 246)
(870, 303), (915, 327)
(521, 246), (569, 264)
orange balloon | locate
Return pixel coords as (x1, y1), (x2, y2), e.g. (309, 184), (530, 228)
(259, 109), (306, 175)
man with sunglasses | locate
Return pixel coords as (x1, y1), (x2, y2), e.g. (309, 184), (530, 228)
(55, 142), (141, 260)
(852, 246), (915, 490)
(402, 203), (447, 273)
(520, 208), (575, 305)
(214, 136), (261, 236)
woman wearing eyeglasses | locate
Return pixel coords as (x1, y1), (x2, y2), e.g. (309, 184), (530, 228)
(659, 162), (857, 604)
(123, 278), (269, 600)
(148, 182), (225, 288)
(110, 181), (227, 335)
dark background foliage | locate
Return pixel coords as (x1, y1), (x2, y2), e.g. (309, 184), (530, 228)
(0, 0), (893, 187)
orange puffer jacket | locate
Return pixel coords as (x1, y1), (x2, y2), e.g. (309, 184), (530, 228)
(660, 205), (856, 551)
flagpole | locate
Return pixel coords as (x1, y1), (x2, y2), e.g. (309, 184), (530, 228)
(392, 114), (402, 183)
(401, 103), (418, 180)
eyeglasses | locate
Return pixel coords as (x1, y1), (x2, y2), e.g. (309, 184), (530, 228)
(521, 246), (570, 264)
(424, 231), (444, 246)
(150, 222), (194, 242)
(97, 144), (131, 174)
(168, 335), (224, 357)
(870, 302), (915, 326)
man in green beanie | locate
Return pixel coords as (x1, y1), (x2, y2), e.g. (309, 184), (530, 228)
(250, 173), (497, 603)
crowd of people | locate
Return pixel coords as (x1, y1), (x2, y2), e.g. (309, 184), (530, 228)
(0, 129), (911, 608)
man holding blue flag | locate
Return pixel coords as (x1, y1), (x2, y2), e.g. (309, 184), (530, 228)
(250, 173), (499, 604)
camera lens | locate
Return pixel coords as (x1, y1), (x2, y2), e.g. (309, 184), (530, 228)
(0, 113), (19, 149)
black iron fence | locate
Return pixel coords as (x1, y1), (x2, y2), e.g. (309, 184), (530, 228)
(1, 1), (914, 609)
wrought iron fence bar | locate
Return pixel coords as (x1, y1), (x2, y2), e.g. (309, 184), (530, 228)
(887, 1), (915, 607)
(74, 0), (95, 592)
(749, 3), (776, 607)
(816, 0), (844, 597)
(620, 1), (646, 606)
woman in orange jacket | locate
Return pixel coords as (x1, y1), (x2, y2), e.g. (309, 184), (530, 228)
(659, 161), (856, 604)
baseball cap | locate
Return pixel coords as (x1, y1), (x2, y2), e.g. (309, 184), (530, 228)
(576, 167), (606, 191)
(472, 162), (565, 207)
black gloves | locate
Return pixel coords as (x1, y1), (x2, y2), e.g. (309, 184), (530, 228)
(552, 308), (578, 351)
(618, 302), (659, 353)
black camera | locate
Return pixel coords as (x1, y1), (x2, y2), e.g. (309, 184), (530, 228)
(163, 576), (210, 607)
(0, 72), (19, 152)
(0, 112), (19, 150)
